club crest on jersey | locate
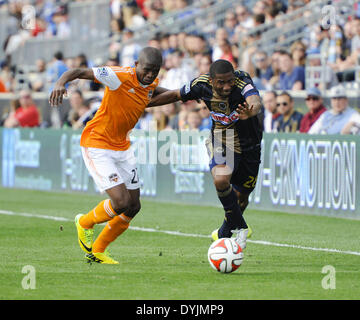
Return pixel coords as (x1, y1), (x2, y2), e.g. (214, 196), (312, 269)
(218, 102), (227, 111)
(109, 173), (119, 183)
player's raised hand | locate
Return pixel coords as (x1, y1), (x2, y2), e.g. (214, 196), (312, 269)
(49, 84), (67, 107)
(236, 101), (253, 120)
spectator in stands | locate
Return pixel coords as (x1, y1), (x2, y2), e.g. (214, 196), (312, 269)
(327, 24), (345, 65)
(0, 78), (7, 93)
(46, 51), (68, 92)
(64, 90), (90, 129)
(268, 50), (282, 89)
(197, 54), (212, 76)
(119, 28), (142, 67)
(264, 0), (287, 14)
(196, 102), (212, 131)
(254, 50), (273, 89)
(160, 50), (197, 90)
(168, 33), (179, 52)
(159, 33), (173, 59)
(306, 48), (339, 90)
(234, 5), (253, 32)
(331, 17), (360, 83)
(29, 58), (47, 92)
(264, 3), (281, 23)
(341, 112), (360, 135)
(253, 13), (266, 28)
(253, 1), (267, 15)
(314, 24), (330, 59)
(160, 103), (179, 130)
(184, 34), (208, 57)
(146, 5), (164, 26)
(299, 87), (327, 133)
(110, 17), (125, 43)
(0, 98), (19, 126)
(152, 108), (169, 131)
(135, 109), (154, 130)
(186, 109), (202, 131)
(278, 50), (305, 90)
(211, 28), (229, 61)
(0, 58), (15, 93)
(309, 85), (359, 134)
(343, 20), (354, 58)
(177, 109), (189, 130)
(224, 10), (238, 39)
(218, 39), (235, 65)
(290, 40), (307, 67)
(51, 4), (71, 38)
(106, 55), (120, 67)
(67, 54), (93, 92)
(3, 90), (40, 128)
(262, 90), (280, 133)
(273, 91), (303, 132)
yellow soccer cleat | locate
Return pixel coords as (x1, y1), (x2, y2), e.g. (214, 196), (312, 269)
(247, 225), (253, 238)
(211, 225), (253, 242)
(211, 229), (219, 241)
(86, 251), (119, 264)
(75, 214), (94, 254)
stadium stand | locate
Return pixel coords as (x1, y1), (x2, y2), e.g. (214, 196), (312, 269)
(0, 0), (360, 133)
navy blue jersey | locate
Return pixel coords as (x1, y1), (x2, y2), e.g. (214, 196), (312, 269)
(273, 110), (303, 132)
(180, 70), (263, 153)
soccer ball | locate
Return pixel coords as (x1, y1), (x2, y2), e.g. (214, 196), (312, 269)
(208, 238), (243, 273)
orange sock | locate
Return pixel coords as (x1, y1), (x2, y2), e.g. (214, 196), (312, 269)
(92, 214), (132, 253)
(79, 199), (116, 229)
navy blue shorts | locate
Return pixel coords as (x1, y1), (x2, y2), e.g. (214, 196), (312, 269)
(207, 143), (261, 195)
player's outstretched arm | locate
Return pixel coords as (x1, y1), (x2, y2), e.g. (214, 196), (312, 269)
(147, 89), (182, 108)
(236, 94), (262, 120)
(49, 68), (95, 106)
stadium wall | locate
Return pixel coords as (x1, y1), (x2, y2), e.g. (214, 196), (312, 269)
(0, 128), (358, 220)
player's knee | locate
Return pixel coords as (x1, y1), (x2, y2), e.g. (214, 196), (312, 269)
(110, 194), (131, 214)
(213, 176), (230, 191)
(125, 201), (141, 218)
(130, 201), (141, 215)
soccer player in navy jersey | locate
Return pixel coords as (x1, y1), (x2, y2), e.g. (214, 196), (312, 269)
(148, 59), (263, 249)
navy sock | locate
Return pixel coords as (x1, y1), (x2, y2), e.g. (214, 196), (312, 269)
(217, 185), (247, 238)
(218, 219), (232, 238)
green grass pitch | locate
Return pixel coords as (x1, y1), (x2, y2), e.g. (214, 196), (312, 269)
(0, 187), (359, 300)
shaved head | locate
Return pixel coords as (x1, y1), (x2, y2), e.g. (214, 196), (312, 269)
(138, 47), (163, 67)
(135, 47), (163, 85)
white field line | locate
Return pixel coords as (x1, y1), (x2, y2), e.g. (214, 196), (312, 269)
(1, 209), (360, 257)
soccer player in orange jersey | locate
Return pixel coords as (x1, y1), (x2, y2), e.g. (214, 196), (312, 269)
(50, 47), (166, 264)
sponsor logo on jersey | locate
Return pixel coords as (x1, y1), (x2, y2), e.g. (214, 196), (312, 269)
(210, 110), (240, 125)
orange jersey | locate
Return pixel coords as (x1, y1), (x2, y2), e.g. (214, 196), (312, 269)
(80, 66), (159, 151)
